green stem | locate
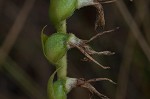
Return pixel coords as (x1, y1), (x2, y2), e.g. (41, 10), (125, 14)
(56, 20), (67, 33)
(56, 20), (67, 80)
(47, 20), (68, 99)
(56, 55), (67, 80)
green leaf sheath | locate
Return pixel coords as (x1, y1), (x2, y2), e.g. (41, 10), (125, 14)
(47, 67), (67, 99)
(41, 26), (48, 58)
(47, 67), (57, 99)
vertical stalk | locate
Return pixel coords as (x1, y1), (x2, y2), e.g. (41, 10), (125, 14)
(56, 20), (67, 33)
(56, 20), (67, 80)
(56, 55), (67, 80)
(47, 20), (68, 99)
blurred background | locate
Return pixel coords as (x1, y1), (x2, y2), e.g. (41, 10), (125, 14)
(0, 0), (150, 99)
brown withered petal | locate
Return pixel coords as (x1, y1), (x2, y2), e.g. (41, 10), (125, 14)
(93, 0), (117, 30)
(76, 78), (111, 99)
(69, 42), (110, 69)
(94, 2), (105, 30)
(98, 0), (117, 4)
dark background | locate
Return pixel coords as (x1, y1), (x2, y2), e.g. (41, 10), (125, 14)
(0, 0), (150, 99)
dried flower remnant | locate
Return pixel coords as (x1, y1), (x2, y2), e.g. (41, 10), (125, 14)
(94, 2), (105, 29)
(94, 0), (117, 29)
(68, 28), (118, 69)
(98, 0), (117, 4)
(75, 78), (116, 99)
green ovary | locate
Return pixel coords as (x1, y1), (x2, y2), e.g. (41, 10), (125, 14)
(49, 0), (77, 25)
(53, 80), (67, 99)
(44, 33), (69, 65)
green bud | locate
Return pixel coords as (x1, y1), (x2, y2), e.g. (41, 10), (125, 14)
(47, 67), (67, 99)
(49, 0), (77, 26)
(44, 33), (70, 64)
(47, 67), (78, 99)
(41, 28), (79, 65)
(53, 80), (67, 99)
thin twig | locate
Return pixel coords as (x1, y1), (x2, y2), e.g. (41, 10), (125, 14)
(2, 57), (46, 99)
(115, 1), (150, 99)
(0, 0), (35, 64)
(116, 0), (150, 62)
(115, 32), (135, 99)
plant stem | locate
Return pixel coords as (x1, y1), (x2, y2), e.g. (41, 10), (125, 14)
(56, 55), (67, 80)
(56, 20), (67, 80)
(56, 20), (67, 33)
